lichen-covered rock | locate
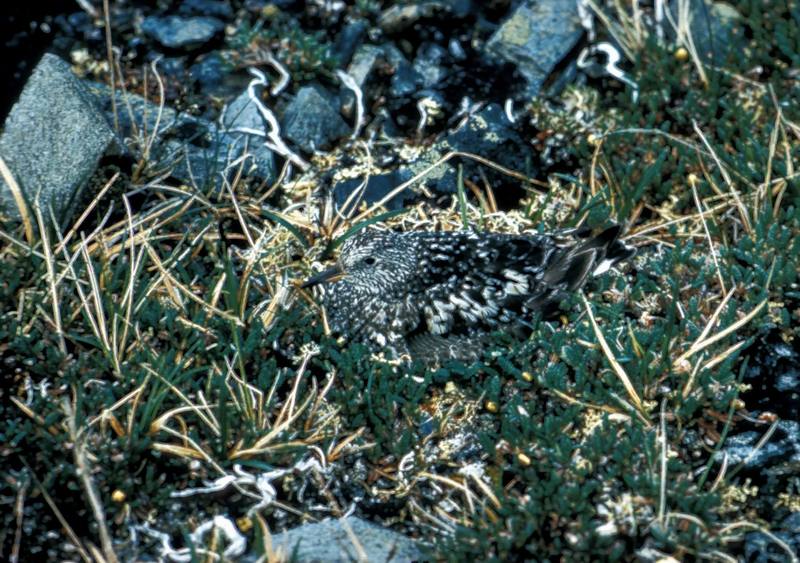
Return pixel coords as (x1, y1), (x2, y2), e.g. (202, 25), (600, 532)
(141, 15), (224, 51)
(484, 0), (583, 96)
(266, 517), (422, 563)
(281, 85), (350, 151)
(0, 53), (121, 225)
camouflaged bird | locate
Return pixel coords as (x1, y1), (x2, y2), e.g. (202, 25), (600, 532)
(302, 225), (635, 362)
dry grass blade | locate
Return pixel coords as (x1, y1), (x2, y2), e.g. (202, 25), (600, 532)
(352, 150), (547, 223)
(548, 388), (624, 417)
(151, 442), (209, 460)
(54, 172), (119, 255)
(0, 156), (34, 244)
(79, 234), (113, 359)
(419, 472), (477, 514)
(32, 203), (67, 354)
(86, 384), (145, 430)
(326, 428), (367, 462)
(10, 396), (59, 435)
(234, 387), (316, 457)
(144, 365), (221, 436)
(10, 474), (28, 563)
(339, 517), (369, 563)
(582, 294), (649, 423)
(154, 424), (227, 475)
(693, 286), (736, 350)
(24, 462), (93, 562)
(698, 340), (748, 374)
(674, 299), (767, 367)
(692, 120), (752, 234)
(64, 398), (119, 563)
(224, 176), (255, 248)
(665, 0), (709, 86)
(143, 242), (245, 326)
(733, 419), (779, 475)
(658, 400), (667, 526)
(102, 0), (118, 134)
(718, 522), (799, 563)
(690, 174), (726, 293)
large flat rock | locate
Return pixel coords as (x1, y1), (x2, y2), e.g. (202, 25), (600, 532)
(268, 517), (423, 562)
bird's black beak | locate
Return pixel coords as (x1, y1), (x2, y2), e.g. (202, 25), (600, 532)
(301, 264), (344, 289)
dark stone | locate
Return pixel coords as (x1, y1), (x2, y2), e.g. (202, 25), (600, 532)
(281, 85), (350, 151)
(178, 0), (234, 19)
(484, 0), (583, 96)
(156, 57), (187, 79)
(744, 513), (800, 563)
(403, 103), (524, 194)
(221, 89), (275, 172)
(391, 64), (425, 97)
(84, 81), (274, 189)
(446, 103), (519, 156)
(742, 331), (800, 421)
(413, 43), (449, 89)
(776, 370), (800, 393)
(334, 19), (369, 68)
(0, 54), (122, 225)
(445, 0), (475, 18)
(67, 11), (92, 31)
(333, 170), (413, 210)
(141, 16), (224, 51)
(384, 45), (424, 98)
(718, 422), (799, 469)
(668, 0), (743, 64)
(190, 53), (226, 93)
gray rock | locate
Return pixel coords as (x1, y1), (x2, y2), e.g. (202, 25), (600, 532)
(0, 53), (121, 224)
(269, 517), (423, 562)
(484, 0), (583, 96)
(282, 85), (350, 151)
(141, 15), (224, 51)
(668, 0), (743, 63)
(719, 421), (800, 470)
(334, 19), (369, 68)
(403, 103), (525, 194)
(744, 513), (800, 563)
(220, 89), (276, 175)
(333, 170), (413, 210)
(776, 369), (800, 394)
(178, 0), (234, 19)
(340, 45), (384, 117)
(223, 90), (267, 132)
(446, 103), (521, 158)
(413, 43), (449, 89)
(391, 64), (425, 98)
(157, 57), (188, 79)
(189, 53), (227, 95)
(444, 0), (475, 18)
(347, 45), (385, 89)
(385, 45), (424, 98)
(85, 82), (274, 188)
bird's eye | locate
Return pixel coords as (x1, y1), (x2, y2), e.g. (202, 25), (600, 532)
(363, 256), (377, 266)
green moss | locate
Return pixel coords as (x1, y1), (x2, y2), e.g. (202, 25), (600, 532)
(223, 15), (339, 83)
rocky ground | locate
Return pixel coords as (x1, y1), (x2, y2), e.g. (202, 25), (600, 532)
(1, 1), (799, 561)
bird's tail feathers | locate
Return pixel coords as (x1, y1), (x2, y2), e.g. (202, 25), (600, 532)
(543, 224), (635, 290)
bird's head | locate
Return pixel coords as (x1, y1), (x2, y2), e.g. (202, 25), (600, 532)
(302, 229), (418, 295)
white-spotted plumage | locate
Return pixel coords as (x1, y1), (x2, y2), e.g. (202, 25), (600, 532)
(304, 225), (635, 362)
